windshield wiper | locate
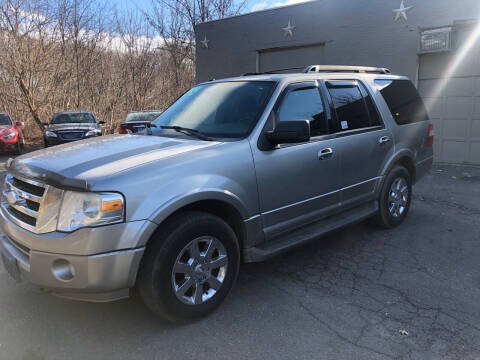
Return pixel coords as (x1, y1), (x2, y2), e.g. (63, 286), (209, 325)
(160, 126), (212, 141)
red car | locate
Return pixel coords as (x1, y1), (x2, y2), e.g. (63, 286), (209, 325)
(118, 110), (162, 134)
(0, 113), (24, 154)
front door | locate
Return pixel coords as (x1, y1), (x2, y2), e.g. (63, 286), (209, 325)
(251, 81), (342, 241)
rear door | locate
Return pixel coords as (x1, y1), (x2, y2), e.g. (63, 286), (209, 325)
(323, 80), (394, 208)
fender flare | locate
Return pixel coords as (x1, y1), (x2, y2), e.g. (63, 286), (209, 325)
(378, 149), (416, 190)
(148, 188), (250, 226)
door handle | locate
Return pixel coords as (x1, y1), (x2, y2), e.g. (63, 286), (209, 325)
(318, 148), (333, 160)
(379, 136), (391, 145)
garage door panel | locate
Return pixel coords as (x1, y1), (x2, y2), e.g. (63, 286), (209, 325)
(444, 97), (474, 119)
(442, 119), (468, 139)
(418, 79), (443, 98)
(469, 142), (480, 163)
(423, 97), (443, 118)
(475, 78), (480, 96)
(472, 120), (480, 138)
(446, 78), (475, 96)
(441, 141), (467, 163)
(473, 98), (480, 119)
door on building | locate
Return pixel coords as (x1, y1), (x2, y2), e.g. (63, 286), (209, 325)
(258, 43), (325, 73)
(418, 51), (480, 165)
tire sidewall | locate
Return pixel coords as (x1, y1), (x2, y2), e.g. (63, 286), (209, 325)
(139, 212), (240, 322)
(379, 166), (412, 228)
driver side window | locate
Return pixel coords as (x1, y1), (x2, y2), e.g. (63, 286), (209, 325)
(277, 87), (328, 137)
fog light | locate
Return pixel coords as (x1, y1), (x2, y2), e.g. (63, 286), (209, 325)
(52, 259), (76, 282)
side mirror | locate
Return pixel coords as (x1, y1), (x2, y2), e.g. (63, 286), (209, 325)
(15, 121), (24, 127)
(42, 122), (49, 126)
(98, 120), (105, 125)
(265, 120), (310, 145)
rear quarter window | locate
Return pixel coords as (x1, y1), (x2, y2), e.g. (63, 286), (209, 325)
(375, 79), (429, 125)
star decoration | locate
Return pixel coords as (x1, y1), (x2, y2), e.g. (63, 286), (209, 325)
(282, 20), (296, 37)
(200, 35), (209, 49)
(393, 0), (413, 22)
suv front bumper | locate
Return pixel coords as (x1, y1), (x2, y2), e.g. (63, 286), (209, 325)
(0, 208), (156, 302)
(0, 234), (144, 301)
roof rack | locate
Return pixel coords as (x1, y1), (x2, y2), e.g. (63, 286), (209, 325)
(304, 65), (391, 74)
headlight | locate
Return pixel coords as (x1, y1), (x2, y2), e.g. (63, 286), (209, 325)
(45, 130), (57, 138)
(85, 130), (99, 137)
(57, 191), (124, 232)
(3, 131), (15, 139)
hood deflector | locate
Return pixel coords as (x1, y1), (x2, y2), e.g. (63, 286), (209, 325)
(7, 158), (89, 191)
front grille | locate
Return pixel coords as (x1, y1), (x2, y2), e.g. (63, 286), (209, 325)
(57, 131), (85, 140)
(12, 177), (45, 197)
(6, 206), (37, 226)
(3, 175), (46, 230)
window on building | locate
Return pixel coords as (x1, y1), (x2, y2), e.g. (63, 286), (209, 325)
(278, 87), (328, 137)
(375, 79), (429, 125)
(327, 82), (372, 131)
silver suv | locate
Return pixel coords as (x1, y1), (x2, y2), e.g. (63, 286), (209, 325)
(0, 66), (433, 322)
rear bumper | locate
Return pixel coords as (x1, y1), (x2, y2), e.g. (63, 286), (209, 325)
(0, 233), (144, 302)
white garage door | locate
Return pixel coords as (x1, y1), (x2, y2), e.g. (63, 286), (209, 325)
(418, 52), (480, 164)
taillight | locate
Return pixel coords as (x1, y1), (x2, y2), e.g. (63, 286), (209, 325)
(118, 125), (127, 134)
(427, 124), (434, 146)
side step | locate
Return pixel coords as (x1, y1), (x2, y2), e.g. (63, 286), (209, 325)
(243, 201), (378, 263)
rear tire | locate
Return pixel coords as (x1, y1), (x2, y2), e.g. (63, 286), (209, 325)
(372, 165), (412, 228)
(137, 211), (240, 323)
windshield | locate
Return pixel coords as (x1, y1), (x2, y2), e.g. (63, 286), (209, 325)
(0, 114), (12, 126)
(152, 81), (275, 138)
(51, 113), (95, 124)
(125, 111), (162, 123)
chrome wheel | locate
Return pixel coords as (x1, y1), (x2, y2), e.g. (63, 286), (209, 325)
(388, 177), (409, 218)
(171, 236), (228, 306)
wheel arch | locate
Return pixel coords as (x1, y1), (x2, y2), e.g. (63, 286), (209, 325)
(381, 149), (416, 183)
(144, 191), (249, 252)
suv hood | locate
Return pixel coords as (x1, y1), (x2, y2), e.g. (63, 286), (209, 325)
(9, 135), (220, 190)
(47, 123), (98, 132)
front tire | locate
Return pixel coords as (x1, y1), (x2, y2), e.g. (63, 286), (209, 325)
(137, 211), (240, 323)
(372, 165), (412, 228)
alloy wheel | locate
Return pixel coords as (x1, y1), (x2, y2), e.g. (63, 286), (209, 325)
(388, 177), (409, 218)
(171, 236), (228, 306)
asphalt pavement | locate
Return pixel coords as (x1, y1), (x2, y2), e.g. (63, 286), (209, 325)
(0, 154), (479, 360)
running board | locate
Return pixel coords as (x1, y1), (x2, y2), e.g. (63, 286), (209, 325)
(243, 201), (378, 263)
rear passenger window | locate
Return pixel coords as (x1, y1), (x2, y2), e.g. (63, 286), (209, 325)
(278, 87), (328, 137)
(327, 82), (379, 131)
(375, 79), (429, 125)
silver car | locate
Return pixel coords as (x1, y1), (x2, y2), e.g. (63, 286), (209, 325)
(0, 66), (433, 322)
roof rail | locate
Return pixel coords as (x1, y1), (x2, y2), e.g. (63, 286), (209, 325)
(304, 65), (391, 74)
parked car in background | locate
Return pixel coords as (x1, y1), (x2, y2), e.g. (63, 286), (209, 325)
(118, 110), (162, 134)
(0, 66), (433, 323)
(43, 111), (105, 147)
(0, 113), (24, 154)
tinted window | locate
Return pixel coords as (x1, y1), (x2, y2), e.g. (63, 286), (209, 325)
(359, 83), (382, 127)
(51, 113), (95, 124)
(0, 114), (12, 126)
(327, 83), (371, 131)
(375, 79), (429, 125)
(153, 81), (274, 138)
(278, 87), (327, 137)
